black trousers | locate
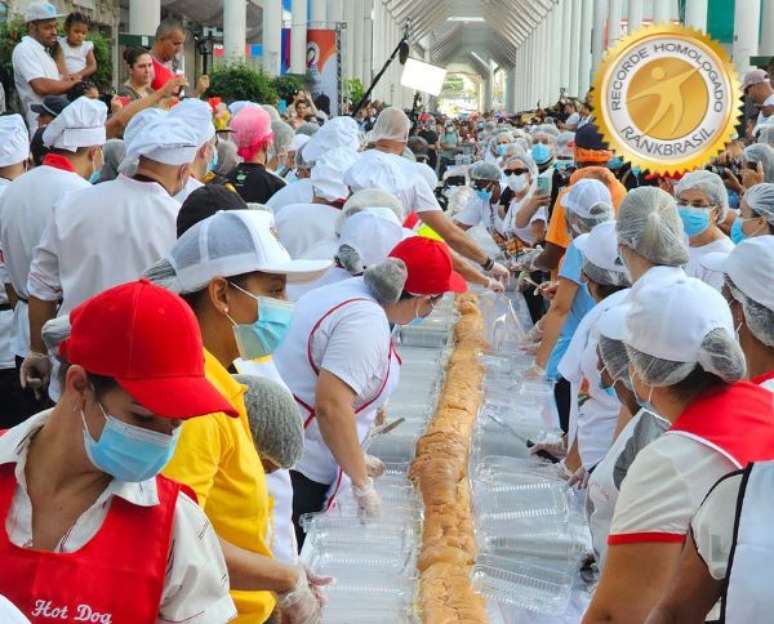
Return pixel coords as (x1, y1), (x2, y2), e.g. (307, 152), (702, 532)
(554, 376), (571, 435)
(521, 271), (548, 325)
(290, 470), (332, 552)
(0, 359), (51, 429)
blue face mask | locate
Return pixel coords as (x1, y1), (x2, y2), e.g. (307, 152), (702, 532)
(678, 206), (712, 237)
(531, 143), (552, 165)
(555, 159), (574, 171)
(496, 144), (508, 156)
(82, 404), (180, 482)
(631, 166), (641, 176)
(229, 284), (295, 359)
(476, 188), (493, 203)
(730, 217), (747, 244)
(89, 170), (101, 184)
(208, 147), (219, 173)
(607, 155), (624, 170)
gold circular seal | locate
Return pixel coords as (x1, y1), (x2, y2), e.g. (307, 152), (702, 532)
(592, 24), (741, 175)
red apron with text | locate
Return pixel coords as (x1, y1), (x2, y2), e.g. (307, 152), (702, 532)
(666, 381), (774, 469)
(293, 298), (402, 510)
(0, 463), (181, 624)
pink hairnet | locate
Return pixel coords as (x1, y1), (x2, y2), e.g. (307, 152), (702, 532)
(231, 106), (274, 160)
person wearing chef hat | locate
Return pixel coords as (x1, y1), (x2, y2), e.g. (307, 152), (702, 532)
(584, 277), (774, 623)
(282, 133), (311, 182)
(170, 98), (217, 204)
(0, 280), (238, 623)
(228, 105), (286, 204)
(20, 108), (198, 403)
(0, 115), (31, 426)
(273, 236), (467, 548)
(275, 147), (359, 259)
(0, 98), (105, 419)
(345, 107), (510, 286)
(144, 210), (331, 623)
(643, 237), (774, 624)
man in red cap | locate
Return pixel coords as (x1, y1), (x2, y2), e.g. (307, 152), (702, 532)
(274, 236), (466, 547)
(0, 280), (239, 623)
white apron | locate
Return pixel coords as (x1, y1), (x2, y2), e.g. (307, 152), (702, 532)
(721, 461), (774, 623)
(277, 279), (401, 510)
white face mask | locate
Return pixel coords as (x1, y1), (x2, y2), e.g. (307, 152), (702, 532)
(507, 173), (529, 193)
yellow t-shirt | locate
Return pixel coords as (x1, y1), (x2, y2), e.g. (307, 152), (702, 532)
(164, 350), (276, 623)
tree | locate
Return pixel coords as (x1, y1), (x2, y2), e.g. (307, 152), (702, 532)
(208, 63), (278, 104)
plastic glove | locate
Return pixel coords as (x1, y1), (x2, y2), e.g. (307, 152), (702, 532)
(277, 565), (322, 624)
(489, 261), (510, 283)
(486, 277), (504, 293)
(365, 454), (386, 479)
(512, 246), (542, 272)
(19, 351), (52, 399)
(301, 563), (334, 608)
(352, 477), (382, 523)
(521, 341), (540, 355)
(523, 362), (546, 380)
(524, 321), (543, 343)
(567, 465), (590, 489)
(538, 280), (559, 301)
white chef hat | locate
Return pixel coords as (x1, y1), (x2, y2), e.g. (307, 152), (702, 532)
(303, 116), (361, 163)
(0, 114), (30, 167)
(289, 133), (310, 152)
(344, 151), (411, 194)
(311, 147), (359, 201)
(42, 97), (106, 152)
(574, 221), (629, 286)
(169, 98), (215, 147)
(123, 108), (167, 147)
(125, 115), (202, 166)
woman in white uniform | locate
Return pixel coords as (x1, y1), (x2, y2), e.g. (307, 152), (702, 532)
(274, 237), (467, 548)
(674, 170), (734, 291)
(583, 277), (774, 624)
(642, 237), (774, 624)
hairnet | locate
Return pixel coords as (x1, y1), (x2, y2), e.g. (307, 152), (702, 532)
(234, 374), (303, 469)
(556, 131), (575, 158)
(536, 124), (559, 138)
(42, 314), (71, 352)
(295, 143), (314, 169)
(743, 143), (774, 183)
(674, 170), (729, 220)
(742, 183), (774, 226)
(370, 107), (410, 143)
(616, 187), (689, 266)
(271, 120), (294, 159)
(296, 122), (320, 137)
(337, 188), (403, 234)
(758, 125), (774, 147)
(97, 139), (126, 183)
(727, 277), (774, 347)
(363, 258), (408, 306)
(469, 160), (501, 182)
(598, 334), (630, 383)
(214, 139), (239, 177)
(495, 129), (514, 143)
(262, 104), (281, 122)
(336, 244), (364, 275)
(567, 200), (612, 232)
(626, 327), (746, 387)
(582, 257), (631, 287)
(504, 150), (539, 181)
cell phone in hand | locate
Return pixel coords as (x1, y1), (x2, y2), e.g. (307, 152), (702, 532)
(537, 174), (552, 196)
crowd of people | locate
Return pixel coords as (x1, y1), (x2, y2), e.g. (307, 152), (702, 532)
(0, 1), (772, 623)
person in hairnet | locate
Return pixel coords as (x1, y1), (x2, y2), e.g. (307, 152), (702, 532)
(0, 115), (32, 426)
(228, 105), (285, 204)
(674, 170), (734, 291)
(170, 98), (217, 203)
(0, 99), (105, 418)
(91, 138), (125, 184)
(268, 120), (294, 178)
(235, 374), (308, 565)
(645, 240), (774, 624)
(584, 277), (774, 624)
(20, 106), (197, 403)
(453, 161), (505, 236)
(145, 209), (331, 623)
(274, 237), (467, 548)
(346, 107), (510, 285)
(282, 134), (310, 182)
(727, 182), (774, 243)
(553, 221), (631, 483)
(275, 147), (358, 259)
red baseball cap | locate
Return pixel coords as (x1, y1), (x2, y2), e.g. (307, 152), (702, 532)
(59, 280), (238, 419)
(389, 237), (467, 295)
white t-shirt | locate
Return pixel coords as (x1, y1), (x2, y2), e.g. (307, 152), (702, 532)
(587, 409), (669, 562)
(0, 178), (15, 370)
(57, 37), (93, 75)
(11, 36), (61, 132)
(510, 201), (547, 245)
(454, 194), (503, 233)
(687, 235), (734, 291)
(608, 433), (737, 545)
(756, 93), (774, 130)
